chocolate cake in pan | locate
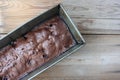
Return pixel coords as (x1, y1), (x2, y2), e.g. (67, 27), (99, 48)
(0, 4), (85, 80)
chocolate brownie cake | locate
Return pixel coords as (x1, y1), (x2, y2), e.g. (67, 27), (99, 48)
(0, 16), (75, 80)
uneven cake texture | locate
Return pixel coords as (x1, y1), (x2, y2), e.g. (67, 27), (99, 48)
(0, 16), (74, 80)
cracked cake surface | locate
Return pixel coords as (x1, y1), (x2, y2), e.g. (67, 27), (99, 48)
(0, 16), (75, 80)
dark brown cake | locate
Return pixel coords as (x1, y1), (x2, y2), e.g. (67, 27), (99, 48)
(0, 16), (75, 80)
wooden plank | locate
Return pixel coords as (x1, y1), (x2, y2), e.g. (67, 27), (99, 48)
(0, 10), (4, 33)
(0, 9), (2, 26)
(62, 0), (120, 19)
(0, 0), (3, 27)
(73, 18), (120, 34)
(61, 0), (120, 34)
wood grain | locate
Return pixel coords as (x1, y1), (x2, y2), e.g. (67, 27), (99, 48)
(0, 0), (120, 34)
(0, 10), (2, 26)
(0, 0), (4, 32)
(62, 0), (120, 19)
(62, 0), (120, 34)
(74, 18), (120, 34)
(0, 0), (61, 33)
(0, 0), (120, 80)
(0, 0), (3, 27)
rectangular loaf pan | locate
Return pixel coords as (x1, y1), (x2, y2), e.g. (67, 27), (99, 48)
(0, 4), (85, 80)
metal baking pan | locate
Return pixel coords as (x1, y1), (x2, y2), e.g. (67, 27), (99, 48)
(0, 4), (85, 80)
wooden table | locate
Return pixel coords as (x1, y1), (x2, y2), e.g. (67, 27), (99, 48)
(0, 0), (120, 80)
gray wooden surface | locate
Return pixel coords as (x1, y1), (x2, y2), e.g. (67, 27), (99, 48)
(62, 0), (120, 34)
(0, 0), (120, 80)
